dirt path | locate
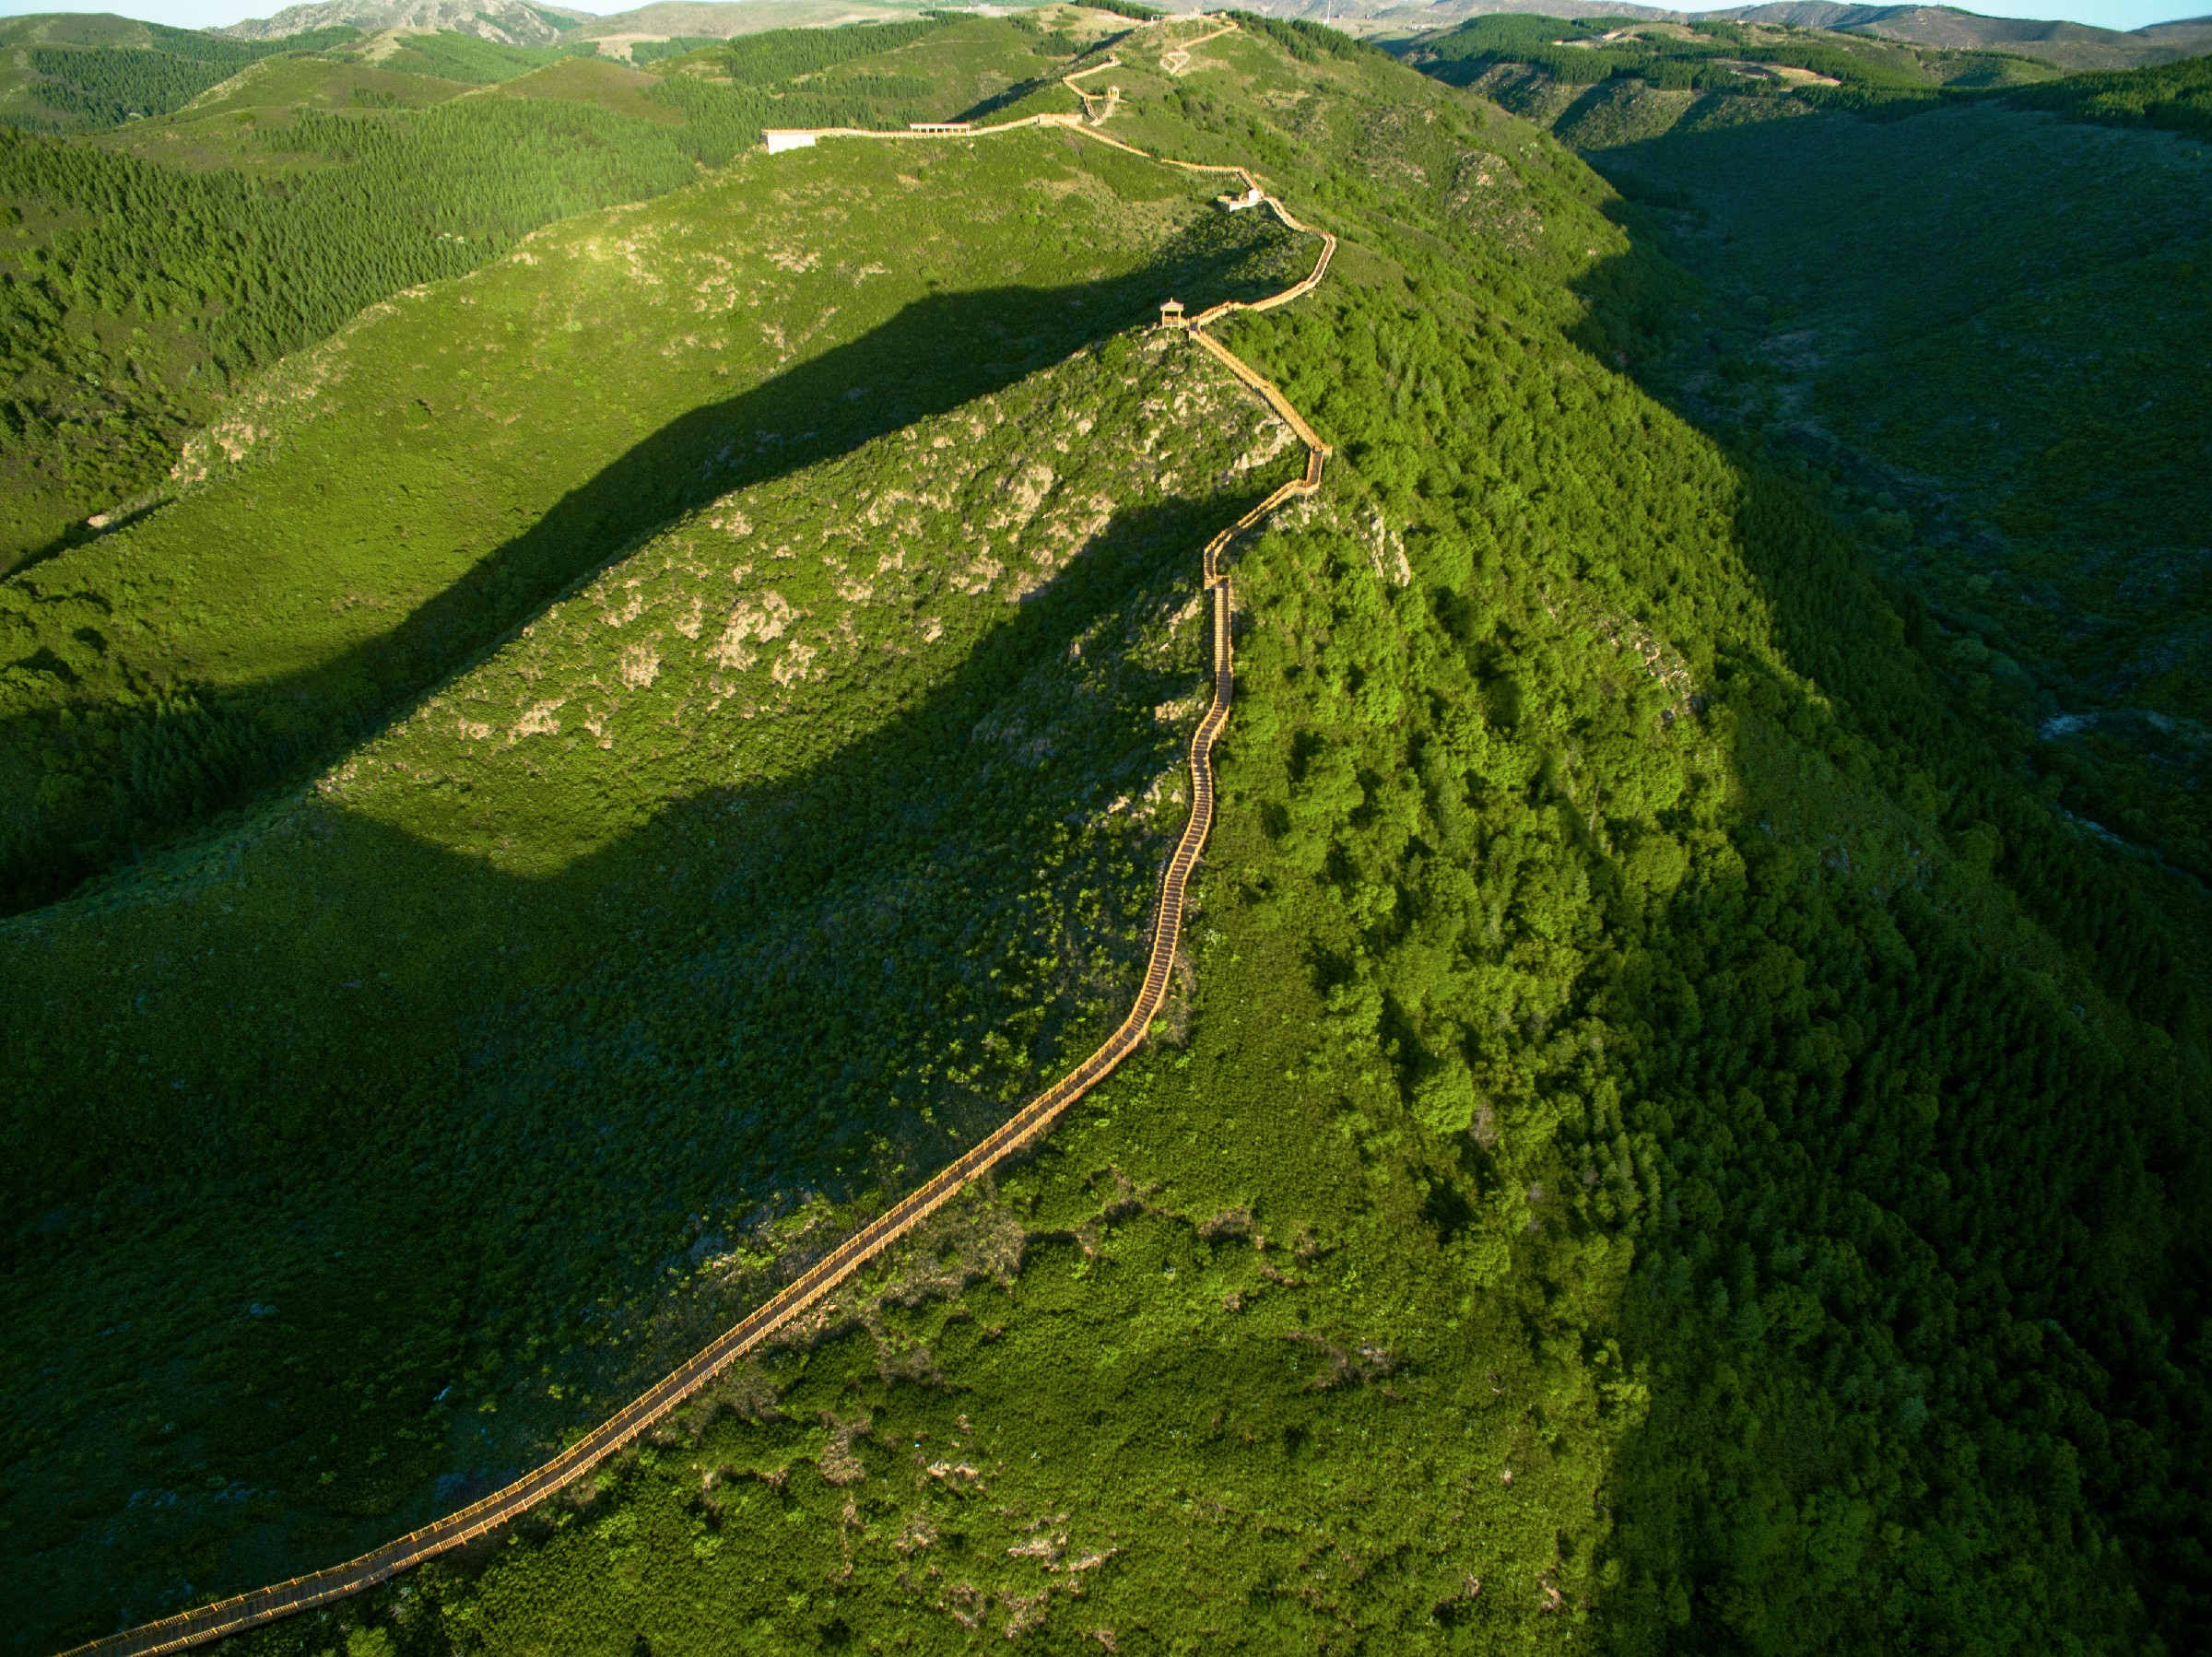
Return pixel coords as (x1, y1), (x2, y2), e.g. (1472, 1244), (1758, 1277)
(58, 95), (1333, 1657)
(1062, 57), (1121, 125)
(1161, 17), (1239, 78)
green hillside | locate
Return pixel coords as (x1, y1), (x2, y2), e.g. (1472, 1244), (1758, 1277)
(1400, 9), (2066, 136)
(1397, 12), (2212, 147)
(0, 14), (364, 132)
(0, 107), (1319, 1645)
(1394, 18), (2211, 899)
(0, 15), (1100, 582)
(1589, 105), (2212, 890)
(4, 10), (2208, 1657)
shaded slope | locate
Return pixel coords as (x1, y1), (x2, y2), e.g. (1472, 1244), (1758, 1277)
(8, 17), (2208, 1657)
(1591, 102), (2212, 884)
(0, 14), (1069, 576)
(186, 22), (2209, 1655)
(4, 322), (1298, 1651)
(0, 127), (1306, 907)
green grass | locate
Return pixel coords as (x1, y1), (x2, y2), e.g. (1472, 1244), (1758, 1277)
(0, 127), (1305, 910)
(793, 15), (1088, 122)
(491, 57), (690, 124)
(354, 32), (602, 88)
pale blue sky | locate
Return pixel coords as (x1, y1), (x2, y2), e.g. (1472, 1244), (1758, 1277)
(0, 0), (2203, 37)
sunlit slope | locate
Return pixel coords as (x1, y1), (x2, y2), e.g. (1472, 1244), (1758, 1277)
(0, 14), (363, 132)
(0, 316), (1299, 1647)
(8, 18), (2207, 1657)
(116, 53), (473, 135)
(0, 14), (1132, 618)
(0, 126), (1305, 910)
(184, 23), (2206, 1656)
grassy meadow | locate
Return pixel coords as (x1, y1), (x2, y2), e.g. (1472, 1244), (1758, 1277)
(0, 123), (1306, 909)
(2, 12), (2206, 1657)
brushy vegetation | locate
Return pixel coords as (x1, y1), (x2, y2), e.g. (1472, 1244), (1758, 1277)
(0, 15), (1113, 570)
(0, 121), (1315, 1646)
(4, 14), (2207, 1657)
(0, 122), (1302, 912)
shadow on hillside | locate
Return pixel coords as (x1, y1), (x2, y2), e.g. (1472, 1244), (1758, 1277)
(1, 423), (1291, 1647)
(0, 210), (1306, 915)
(1562, 106), (2212, 1020)
(1540, 143), (2212, 1645)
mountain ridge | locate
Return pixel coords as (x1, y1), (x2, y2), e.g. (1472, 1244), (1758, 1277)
(218, 0), (598, 43)
(3, 9), (2206, 1655)
(202, 0), (2212, 73)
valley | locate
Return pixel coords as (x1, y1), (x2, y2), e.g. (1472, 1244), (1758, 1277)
(2, 6), (2207, 1656)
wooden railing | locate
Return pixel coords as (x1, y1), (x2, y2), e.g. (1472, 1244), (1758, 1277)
(56, 98), (1332, 1657)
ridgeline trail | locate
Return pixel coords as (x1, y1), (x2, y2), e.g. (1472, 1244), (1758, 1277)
(57, 43), (1335, 1657)
(1161, 17), (1240, 77)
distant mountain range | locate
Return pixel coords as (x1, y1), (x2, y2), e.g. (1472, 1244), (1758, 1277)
(209, 0), (2212, 72)
(1723, 3), (2212, 67)
(215, 0), (917, 46)
(1230, 2), (2212, 66)
(218, 0), (596, 44)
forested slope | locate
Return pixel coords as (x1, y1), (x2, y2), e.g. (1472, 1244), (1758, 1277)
(1394, 22), (2212, 925)
(1, 113), (1317, 1646)
(0, 14), (1103, 575)
(6, 12), (2206, 1657)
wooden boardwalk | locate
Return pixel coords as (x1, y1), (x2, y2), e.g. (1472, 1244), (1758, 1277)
(1061, 57), (1121, 125)
(1161, 17), (1240, 78)
(57, 94), (1332, 1657)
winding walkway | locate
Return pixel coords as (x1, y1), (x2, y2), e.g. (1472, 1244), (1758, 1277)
(58, 100), (1332, 1657)
(1061, 57), (1121, 124)
(1161, 17), (1240, 77)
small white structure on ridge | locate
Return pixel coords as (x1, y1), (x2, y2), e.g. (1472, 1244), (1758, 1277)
(1218, 185), (1265, 212)
(764, 130), (818, 153)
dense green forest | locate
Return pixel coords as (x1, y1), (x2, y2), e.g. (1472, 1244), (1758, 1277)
(1, 20), (363, 130)
(1395, 19), (2211, 907)
(703, 17), (940, 83)
(2, 9), (2206, 1656)
(624, 34), (725, 66)
(2006, 51), (2212, 136)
